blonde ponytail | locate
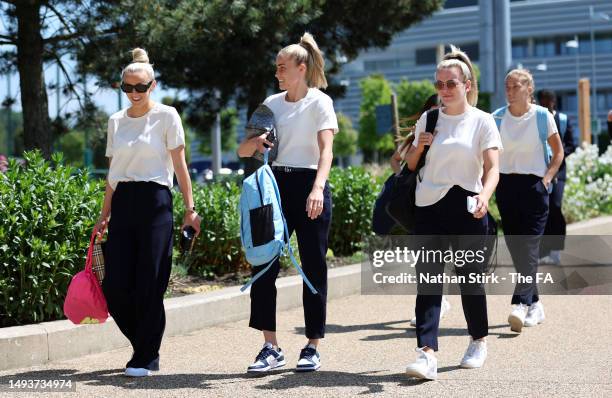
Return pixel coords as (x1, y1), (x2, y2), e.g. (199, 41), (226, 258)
(278, 32), (328, 89)
(436, 45), (478, 106)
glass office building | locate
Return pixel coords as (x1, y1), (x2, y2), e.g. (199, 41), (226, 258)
(334, 0), (612, 139)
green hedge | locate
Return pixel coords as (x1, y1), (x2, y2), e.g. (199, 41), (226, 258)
(174, 167), (381, 275)
(5, 149), (605, 327)
(0, 151), (103, 327)
(172, 181), (245, 277)
(328, 167), (381, 256)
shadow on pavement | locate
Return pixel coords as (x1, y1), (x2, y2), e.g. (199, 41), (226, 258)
(0, 367), (284, 391)
(253, 370), (429, 393)
(294, 322), (519, 341)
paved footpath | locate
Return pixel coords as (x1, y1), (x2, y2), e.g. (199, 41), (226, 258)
(1, 294), (610, 397)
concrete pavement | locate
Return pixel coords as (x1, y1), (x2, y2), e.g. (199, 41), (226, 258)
(1, 294), (610, 397)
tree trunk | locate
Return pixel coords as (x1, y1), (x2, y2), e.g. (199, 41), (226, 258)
(16, 1), (51, 158)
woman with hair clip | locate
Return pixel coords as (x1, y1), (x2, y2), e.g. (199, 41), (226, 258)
(494, 69), (563, 333)
(237, 32), (338, 373)
(404, 46), (502, 380)
(388, 94), (452, 327)
(93, 48), (201, 377)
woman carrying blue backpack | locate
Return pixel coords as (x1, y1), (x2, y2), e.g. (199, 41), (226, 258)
(493, 69), (564, 333)
(237, 32), (338, 373)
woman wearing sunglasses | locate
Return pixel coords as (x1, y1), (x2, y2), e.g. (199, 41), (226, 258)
(494, 69), (563, 334)
(404, 46), (502, 380)
(93, 48), (201, 377)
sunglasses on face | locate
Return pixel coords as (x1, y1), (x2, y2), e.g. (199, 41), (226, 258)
(120, 80), (153, 93)
(434, 79), (463, 90)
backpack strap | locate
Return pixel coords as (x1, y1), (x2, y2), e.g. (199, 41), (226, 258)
(415, 109), (439, 181)
(491, 106), (507, 131)
(239, 254), (279, 292)
(558, 112), (568, 138)
(535, 105), (552, 167)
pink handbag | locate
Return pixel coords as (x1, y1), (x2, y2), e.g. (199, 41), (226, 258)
(63, 232), (109, 324)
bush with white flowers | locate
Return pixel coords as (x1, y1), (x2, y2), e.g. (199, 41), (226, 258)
(563, 144), (612, 223)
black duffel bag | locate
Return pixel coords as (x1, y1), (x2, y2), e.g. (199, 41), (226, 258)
(372, 109), (438, 235)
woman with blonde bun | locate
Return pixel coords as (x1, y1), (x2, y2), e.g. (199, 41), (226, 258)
(94, 48), (201, 377)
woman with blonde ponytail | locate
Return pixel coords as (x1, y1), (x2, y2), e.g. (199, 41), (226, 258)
(94, 48), (200, 377)
(404, 45), (502, 380)
(493, 69), (564, 334)
(237, 32), (338, 373)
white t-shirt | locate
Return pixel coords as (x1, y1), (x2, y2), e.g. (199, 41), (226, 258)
(263, 88), (339, 169)
(412, 107), (503, 207)
(105, 103), (185, 190)
(498, 104), (558, 177)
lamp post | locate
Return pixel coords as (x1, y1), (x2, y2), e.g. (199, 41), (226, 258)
(565, 36), (580, 107)
(589, 5), (610, 134)
(536, 61), (548, 88)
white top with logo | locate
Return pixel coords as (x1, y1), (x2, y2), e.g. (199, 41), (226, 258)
(264, 88), (339, 169)
(412, 107), (503, 207)
(498, 104), (558, 177)
(105, 103), (185, 190)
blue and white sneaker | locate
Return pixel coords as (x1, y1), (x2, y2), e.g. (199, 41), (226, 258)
(247, 343), (286, 373)
(296, 344), (321, 372)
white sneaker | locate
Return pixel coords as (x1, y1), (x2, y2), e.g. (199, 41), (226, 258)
(125, 367), (152, 377)
(550, 251), (561, 265)
(405, 347), (437, 380)
(524, 301), (545, 327)
(508, 304), (528, 333)
(410, 296), (451, 326)
(460, 338), (487, 368)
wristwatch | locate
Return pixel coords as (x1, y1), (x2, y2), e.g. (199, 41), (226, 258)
(186, 205), (196, 214)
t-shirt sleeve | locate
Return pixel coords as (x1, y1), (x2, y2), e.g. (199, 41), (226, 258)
(546, 111), (559, 138)
(166, 107), (186, 150)
(105, 119), (114, 158)
(411, 113), (428, 148)
(316, 96), (339, 134)
(480, 114), (504, 153)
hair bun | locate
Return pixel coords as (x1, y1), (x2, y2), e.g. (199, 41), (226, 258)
(131, 48), (149, 64)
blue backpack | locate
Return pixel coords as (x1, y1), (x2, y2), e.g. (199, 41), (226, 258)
(239, 150), (317, 294)
(492, 105), (552, 167)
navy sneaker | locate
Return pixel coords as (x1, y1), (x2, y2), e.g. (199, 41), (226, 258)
(247, 343), (286, 373)
(296, 345), (321, 372)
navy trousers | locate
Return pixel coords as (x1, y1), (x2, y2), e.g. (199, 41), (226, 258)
(496, 173), (549, 306)
(102, 182), (173, 368)
(540, 178), (566, 256)
(414, 185), (489, 351)
(249, 169), (332, 339)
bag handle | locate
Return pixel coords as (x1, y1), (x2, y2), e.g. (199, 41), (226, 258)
(84, 231), (97, 273)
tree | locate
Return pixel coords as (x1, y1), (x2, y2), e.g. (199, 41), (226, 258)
(334, 112), (358, 167)
(358, 74), (394, 162)
(0, 107), (23, 155)
(1, 0), (443, 157)
(0, 1), (122, 158)
(196, 108), (239, 156)
(395, 79), (437, 122)
(78, 0), (443, 136)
